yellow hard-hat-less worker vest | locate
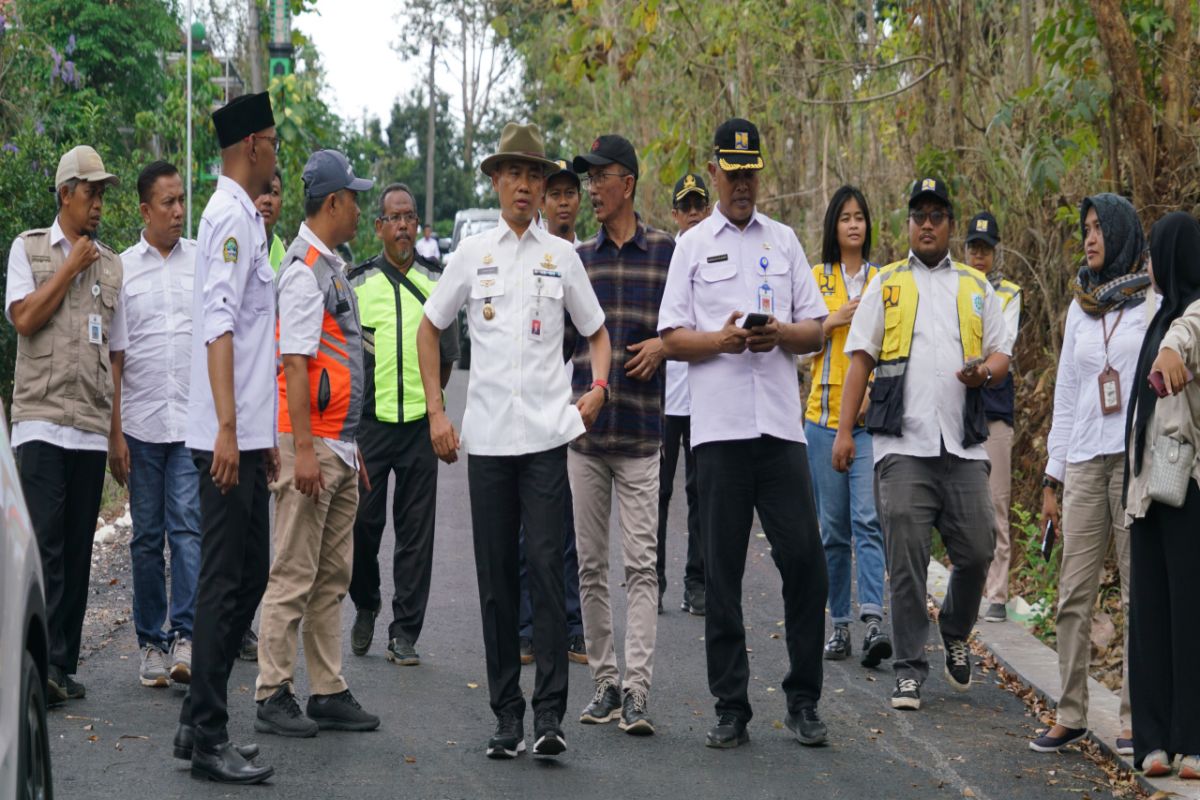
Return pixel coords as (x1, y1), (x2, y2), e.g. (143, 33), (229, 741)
(805, 261), (879, 428)
(864, 258), (991, 448)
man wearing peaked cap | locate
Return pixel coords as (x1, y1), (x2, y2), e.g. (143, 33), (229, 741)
(418, 121), (612, 760)
(670, 172), (710, 236)
(254, 149), (381, 738)
(6, 143), (122, 712)
(834, 177), (1012, 713)
(659, 117), (833, 749)
(174, 90), (278, 785)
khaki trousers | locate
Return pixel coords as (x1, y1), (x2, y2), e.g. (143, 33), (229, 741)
(256, 435), (358, 700)
(1055, 453), (1131, 730)
(983, 420), (1014, 605)
(568, 449), (659, 694)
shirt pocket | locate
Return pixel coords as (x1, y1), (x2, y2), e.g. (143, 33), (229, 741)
(695, 260), (739, 322)
(469, 276), (505, 328)
(251, 260), (275, 316)
(124, 275), (161, 329)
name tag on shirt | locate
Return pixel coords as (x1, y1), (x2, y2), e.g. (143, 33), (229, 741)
(532, 268), (561, 278)
(88, 313), (103, 345)
(528, 308), (544, 341)
(477, 266), (499, 275)
(706, 254), (728, 263)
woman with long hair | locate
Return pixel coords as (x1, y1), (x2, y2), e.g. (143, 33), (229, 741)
(1034, 193), (1149, 755)
(1124, 211), (1200, 779)
(804, 185), (891, 668)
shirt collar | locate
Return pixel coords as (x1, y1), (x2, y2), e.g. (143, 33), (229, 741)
(495, 215), (548, 245)
(49, 217), (67, 248)
(594, 214), (649, 253)
(297, 221), (343, 268)
(709, 203), (766, 236)
(217, 175), (262, 225)
(136, 231), (185, 259)
(907, 249), (952, 271)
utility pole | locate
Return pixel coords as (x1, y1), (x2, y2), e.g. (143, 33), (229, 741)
(247, 0), (263, 93)
(425, 37), (436, 226)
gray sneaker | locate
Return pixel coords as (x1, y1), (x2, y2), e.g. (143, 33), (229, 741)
(139, 645), (170, 688)
(983, 603), (1007, 622)
(169, 638), (192, 684)
(386, 637), (420, 666)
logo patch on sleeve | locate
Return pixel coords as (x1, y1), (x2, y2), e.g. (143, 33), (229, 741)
(222, 237), (239, 264)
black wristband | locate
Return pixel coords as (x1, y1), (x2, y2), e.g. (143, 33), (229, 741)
(1041, 476), (1060, 490)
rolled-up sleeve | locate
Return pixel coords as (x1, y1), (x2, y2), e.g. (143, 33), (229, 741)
(844, 275), (885, 360)
(657, 243), (696, 333)
(981, 285), (1010, 357)
(789, 239), (827, 324)
(562, 250), (604, 337)
(201, 214), (251, 343)
(423, 253), (468, 331)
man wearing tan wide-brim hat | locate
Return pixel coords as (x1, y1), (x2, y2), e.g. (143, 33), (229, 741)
(6, 143), (123, 705)
(417, 121), (612, 760)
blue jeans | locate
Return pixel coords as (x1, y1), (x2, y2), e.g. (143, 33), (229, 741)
(126, 436), (202, 649)
(804, 422), (886, 625)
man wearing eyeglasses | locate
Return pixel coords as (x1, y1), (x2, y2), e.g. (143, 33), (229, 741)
(832, 177), (1011, 713)
(344, 183), (459, 667)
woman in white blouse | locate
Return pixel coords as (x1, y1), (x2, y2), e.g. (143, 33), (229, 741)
(1033, 193), (1150, 755)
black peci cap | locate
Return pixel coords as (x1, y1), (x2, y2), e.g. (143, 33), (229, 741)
(212, 91), (275, 149)
(908, 176), (951, 210)
(965, 212), (1000, 247)
(713, 118), (763, 171)
(573, 135), (638, 178)
(545, 158), (581, 188)
(672, 172), (709, 206)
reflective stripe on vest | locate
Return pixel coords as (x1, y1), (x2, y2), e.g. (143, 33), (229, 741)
(995, 279), (1020, 311)
(805, 262), (878, 428)
(277, 244), (364, 442)
(865, 259), (989, 447)
(354, 265), (434, 424)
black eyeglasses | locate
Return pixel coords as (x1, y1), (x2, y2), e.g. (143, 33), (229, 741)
(582, 172), (628, 187)
(910, 210), (950, 226)
(379, 212), (418, 226)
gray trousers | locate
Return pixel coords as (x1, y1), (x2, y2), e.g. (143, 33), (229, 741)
(875, 450), (994, 683)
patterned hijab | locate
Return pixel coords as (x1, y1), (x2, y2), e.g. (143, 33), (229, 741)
(1072, 193), (1150, 317)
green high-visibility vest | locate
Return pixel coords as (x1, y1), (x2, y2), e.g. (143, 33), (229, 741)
(352, 257), (435, 424)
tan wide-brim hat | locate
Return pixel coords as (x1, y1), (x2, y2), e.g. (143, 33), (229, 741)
(54, 145), (120, 189)
(480, 122), (560, 177)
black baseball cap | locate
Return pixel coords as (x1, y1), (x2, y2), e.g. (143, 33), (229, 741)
(573, 135), (638, 178)
(545, 158), (580, 189)
(713, 118), (763, 171)
(672, 173), (708, 206)
(965, 211), (1000, 247)
(909, 176), (951, 210)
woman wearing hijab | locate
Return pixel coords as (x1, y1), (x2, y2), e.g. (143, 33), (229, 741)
(1032, 193), (1149, 755)
(1123, 212), (1200, 779)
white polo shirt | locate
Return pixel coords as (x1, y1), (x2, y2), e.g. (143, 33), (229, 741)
(109, 234), (196, 444)
(657, 206), (827, 448)
(423, 218), (605, 456)
(844, 251), (1009, 463)
(184, 175), (278, 452)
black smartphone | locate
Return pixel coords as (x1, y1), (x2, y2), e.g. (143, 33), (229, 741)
(742, 312), (769, 329)
(1040, 517), (1057, 560)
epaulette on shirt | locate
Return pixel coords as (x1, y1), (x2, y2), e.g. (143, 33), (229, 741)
(347, 255), (381, 282)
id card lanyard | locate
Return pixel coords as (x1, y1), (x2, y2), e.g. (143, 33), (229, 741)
(757, 256), (774, 314)
(1098, 308), (1125, 415)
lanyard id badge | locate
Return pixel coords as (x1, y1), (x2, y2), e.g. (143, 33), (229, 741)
(757, 282), (774, 315)
(88, 313), (103, 345)
(1098, 309), (1125, 416)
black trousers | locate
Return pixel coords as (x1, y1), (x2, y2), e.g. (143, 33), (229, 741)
(695, 436), (827, 723)
(349, 416), (439, 643)
(657, 414), (704, 594)
(179, 449), (271, 748)
(16, 441), (107, 673)
(1129, 479), (1200, 765)
(467, 446), (568, 721)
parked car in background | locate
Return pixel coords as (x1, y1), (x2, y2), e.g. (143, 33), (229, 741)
(449, 209), (500, 369)
(0, 406), (54, 800)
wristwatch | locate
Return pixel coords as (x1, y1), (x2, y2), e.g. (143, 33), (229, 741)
(591, 380), (609, 403)
(982, 366), (994, 387)
(1041, 476), (1060, 490)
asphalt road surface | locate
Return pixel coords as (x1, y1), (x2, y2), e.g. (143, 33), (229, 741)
(48, 371), (1118, 800)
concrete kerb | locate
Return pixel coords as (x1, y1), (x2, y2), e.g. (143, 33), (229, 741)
(926, 558), (1200, 800)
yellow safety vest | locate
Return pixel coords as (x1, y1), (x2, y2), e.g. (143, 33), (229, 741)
(865, 259), (991, 447)
(805, 262), (879, 428)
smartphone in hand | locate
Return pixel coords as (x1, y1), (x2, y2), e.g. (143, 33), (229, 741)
(742, 312), (769, 329)
(962, 356), (985, 375)
(1149, 369), (1196, 398)
(1040, 517), (1057, 560)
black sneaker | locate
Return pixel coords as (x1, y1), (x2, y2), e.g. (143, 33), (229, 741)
(532, 710), (566, 757)
(618, 688), (655, 735)
(705, 714), (749, 748)
(823, 625), (851, 660)
(385, 637), (420, 667)
(46, 665), (68, 706)
(681, 587), (706, 616)
(486, 713), (525, 759)
(579, 680), (621, 724)
(239, 628), (259, 662)
(892, 677), (921, 710)
(785, 706), (828, 746)
(255, 686), (318, 737)
(63, 674), (86, 700)
(350, 608), (376, 656)
(567, 634), (588, 664)
(860, 619), (893, 668)
(306, 689), (380, 731)
(943, 634), (971, 691)
(519, 637), (534, 666)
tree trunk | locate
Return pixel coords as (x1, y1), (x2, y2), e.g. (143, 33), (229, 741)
(1020, 0), (1033, 88)
(1158, 0), (1195, 199)
(247, 0), (263, 93)
(1088, 0), (1156, 213)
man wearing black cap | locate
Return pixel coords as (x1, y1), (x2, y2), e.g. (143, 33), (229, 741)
(659, 119), (832, 749)
(833, 179), (1011, 713)
(174, 91), (278, 784)
(254, 149), (380, 737)
(964, 213), (1023, 624)
(568, 134), (672, 736)
(658, 172), (710, 617)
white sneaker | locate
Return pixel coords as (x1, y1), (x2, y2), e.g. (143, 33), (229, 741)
(170, 638), (192, 684)
(139, 645), (169, 687)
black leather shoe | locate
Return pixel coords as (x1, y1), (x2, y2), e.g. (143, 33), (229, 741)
(173, 724), (259, 761)
(785, 707), (828, 746)
(64, 674), (86, 699)
(46, 665), (68, 705)
(861, 619), (893, 669)
(705, 714), (749, 748)
(239, 628), (258, 662)
(350, 608), (376, 656)
(307, 689), (380, 731)
(190, 742), (274, 784)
